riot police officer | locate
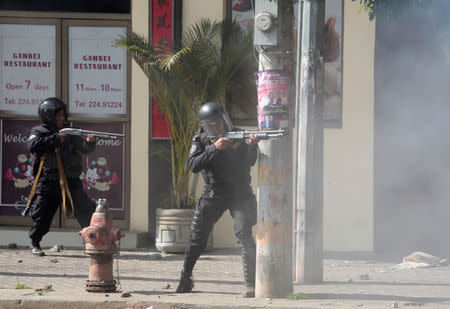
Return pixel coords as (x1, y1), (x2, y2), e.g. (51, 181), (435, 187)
(175, 102), (260, 297)
(25, 98), (97, 256)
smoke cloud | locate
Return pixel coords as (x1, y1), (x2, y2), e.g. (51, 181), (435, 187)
(374, 1), (450, 258)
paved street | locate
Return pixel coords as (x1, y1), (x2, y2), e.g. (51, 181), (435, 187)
(0, 247), (449, 309)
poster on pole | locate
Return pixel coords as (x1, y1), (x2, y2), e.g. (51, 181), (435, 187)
(1, 119), (40, 215)
(256, 70), (289, 130)
(72, 122), (125, 219)
(68, 26), (127, 116)
(0, 24), (56, 115)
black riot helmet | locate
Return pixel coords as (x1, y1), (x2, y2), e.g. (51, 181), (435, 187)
(198, 102), (233, 137)
(38, 97), (67, 127)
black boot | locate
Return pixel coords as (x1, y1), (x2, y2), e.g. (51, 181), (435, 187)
(175, 271), (194, 293)
(30, 241), (45, 257)
(241, 247), (256, 298)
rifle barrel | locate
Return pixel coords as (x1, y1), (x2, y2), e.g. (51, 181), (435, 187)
(210, 129), (287, 140)
(80, 129), (124, 137)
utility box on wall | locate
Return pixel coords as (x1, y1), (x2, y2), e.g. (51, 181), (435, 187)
(253, 0), (279, 46)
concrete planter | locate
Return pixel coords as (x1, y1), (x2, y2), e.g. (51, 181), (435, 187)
(155, 208), (213, 253)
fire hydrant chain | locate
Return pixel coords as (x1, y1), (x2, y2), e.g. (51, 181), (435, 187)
(115, 238), (122, 292)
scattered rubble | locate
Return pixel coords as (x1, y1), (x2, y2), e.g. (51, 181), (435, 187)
(121, 291), (131, 297)
(161, 283), (170, 290)
(390, 301), (399, 308)
(394, 251), (448, 270)
(404, 302), (424, 307)
(359, 274), (370, 280)
(404, 251), (447, 266)
(35, 285), (54, 295)
(49, 245), (63, 252)
(287, 293), (308, 300)
(147, 252), (162, 260)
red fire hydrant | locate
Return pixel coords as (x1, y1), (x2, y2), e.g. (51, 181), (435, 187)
(79, 198), (124, 292)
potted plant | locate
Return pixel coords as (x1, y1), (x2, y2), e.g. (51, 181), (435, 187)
(114, 18), (256, 252)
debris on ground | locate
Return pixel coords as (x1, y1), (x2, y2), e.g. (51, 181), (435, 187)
(344, 278), (353, 283)
(390, 301), (399, 308)
(35, 285), (54, 295)
(393, 251), (448, 270)
(121, 291), (131, 297)
(404, 251), (447, 265)
(287, 293), (309, 300)
(359, 274), (370, 280)
(404, 302), (424, 307)
(161, 283), (170, 290)
(50, 258), (58, 263)
(49, 245), (63, 252)
(147, 252), (162, 260)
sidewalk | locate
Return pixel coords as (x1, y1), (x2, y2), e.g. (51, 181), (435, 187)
(0, 246), (449, 309)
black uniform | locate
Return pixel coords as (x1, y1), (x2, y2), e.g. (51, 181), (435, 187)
(27, 125), (96, 247)
(182, 129), (257, 288)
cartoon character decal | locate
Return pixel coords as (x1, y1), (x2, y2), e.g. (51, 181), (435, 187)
(82, 156), (120, 192)
(4, 154), (34, 188)
(84, 166), (99, 190)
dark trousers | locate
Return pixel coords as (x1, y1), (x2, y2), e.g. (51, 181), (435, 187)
(29, 178), (96, 245)
(183, 195), (257, 274)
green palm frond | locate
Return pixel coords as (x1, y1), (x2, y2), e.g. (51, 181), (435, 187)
(114, 18), (256, 208)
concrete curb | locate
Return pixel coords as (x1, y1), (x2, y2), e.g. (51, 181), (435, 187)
(1, 248), (449, 309)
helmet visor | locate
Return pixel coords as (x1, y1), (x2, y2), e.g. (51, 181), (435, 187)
(200, 112), (233, 137)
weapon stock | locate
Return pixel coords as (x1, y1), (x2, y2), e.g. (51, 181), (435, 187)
(59, 128), (124, 139)
(21, 205), (31, 217)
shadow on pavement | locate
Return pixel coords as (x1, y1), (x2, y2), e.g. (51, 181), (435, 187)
(302, 293), (450, 304)
(323, 280), (450, 287)
(0, 272), (243, 285)
(129, 290), (239, 296)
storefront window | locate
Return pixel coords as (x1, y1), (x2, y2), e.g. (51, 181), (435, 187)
(0, 19), (129, 220)
(0, 0), (130, 14)
(0, 24), (56, 115)
(68, 26), (127, 117)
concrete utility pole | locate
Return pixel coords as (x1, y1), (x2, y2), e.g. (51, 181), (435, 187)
(295, 0), (325, 283)
(254, 0), (293, 298)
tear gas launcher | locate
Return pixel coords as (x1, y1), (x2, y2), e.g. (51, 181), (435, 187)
(59, 128), (124, 139)
(209, 128), (288, 141)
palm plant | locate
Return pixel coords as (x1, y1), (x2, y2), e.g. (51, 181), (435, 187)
(113, 18), (256, 208)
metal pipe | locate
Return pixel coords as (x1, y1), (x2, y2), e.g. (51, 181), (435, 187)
(295, 0), (325, 284)
(292, 0), (303, 283)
